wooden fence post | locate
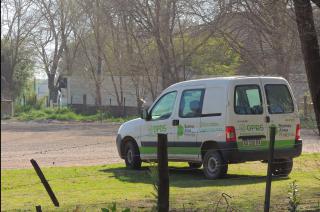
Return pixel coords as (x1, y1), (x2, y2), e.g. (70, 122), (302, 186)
(35, 205), (42, 212)
(30, 159), (59, 207)
(157, 133), (169, 212)
(264, 126), (276, 212)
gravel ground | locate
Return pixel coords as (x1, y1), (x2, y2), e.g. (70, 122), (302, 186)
(1, 120), (319, 169)
(1, 120), (122, 169)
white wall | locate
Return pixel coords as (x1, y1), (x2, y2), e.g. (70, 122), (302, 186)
(67, 74), (153, 107)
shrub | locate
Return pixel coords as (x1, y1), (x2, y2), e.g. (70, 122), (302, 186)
(15, 93), (46, 114)
(101, 202), (130, 212)
(15, 106), (138, 122)
(288, 180), (300, 212)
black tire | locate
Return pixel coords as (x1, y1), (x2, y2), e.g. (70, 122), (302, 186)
(124, 141), (141, 169)
(203, 150), (228, 180)
(188, 162), (202, 169)
(271, 159), (293, 177)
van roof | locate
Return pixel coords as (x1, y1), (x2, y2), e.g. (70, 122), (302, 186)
(165, 76), (286, 91)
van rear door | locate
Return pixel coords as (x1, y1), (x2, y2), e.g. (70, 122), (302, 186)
(261, 79), (298, 149)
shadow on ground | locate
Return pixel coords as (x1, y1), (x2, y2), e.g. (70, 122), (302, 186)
(99, 165), (288, 188)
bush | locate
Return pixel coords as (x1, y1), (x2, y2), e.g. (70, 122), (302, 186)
(15, 93), (46, 114)
(15, 107), (138, 122)
(288, 180), (300, 212)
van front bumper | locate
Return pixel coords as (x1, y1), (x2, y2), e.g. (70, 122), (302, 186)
(220, 139), (302, 163)
(116, 134), (123, 158)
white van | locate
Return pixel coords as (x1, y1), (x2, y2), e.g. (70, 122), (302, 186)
(116, 76), (302, 179)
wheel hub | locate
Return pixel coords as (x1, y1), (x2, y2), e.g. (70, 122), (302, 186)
(127, 149), (133, 164)
(208, 157), (218, 173)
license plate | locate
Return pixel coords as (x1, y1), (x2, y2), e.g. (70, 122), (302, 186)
(242, 139), (262, 146)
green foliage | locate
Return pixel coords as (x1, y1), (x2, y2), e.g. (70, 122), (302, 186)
(1, 38), (34, 98)
(14, 93), (46, 114)
(191, 37), (240, 76)
(14, 107), (137, 122)
(101, 202), (130, 212)
(288, 180), (300, 212)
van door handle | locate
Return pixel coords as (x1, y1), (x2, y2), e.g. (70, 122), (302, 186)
(265, 116), (270, 123)
(172, 119), (179, 126)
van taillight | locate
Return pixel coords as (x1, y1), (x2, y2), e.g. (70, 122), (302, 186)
(226, 126), (237, 143)
(295, 124), (301, 140)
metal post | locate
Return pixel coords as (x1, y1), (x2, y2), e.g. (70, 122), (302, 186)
(264, 126), (276, 212)
(157, 134), (169, 212)
(30, 159), (59, 207)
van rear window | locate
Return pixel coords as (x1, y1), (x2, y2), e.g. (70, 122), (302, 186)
(234, 85), (263, 115)
(265, 84), (294, 114)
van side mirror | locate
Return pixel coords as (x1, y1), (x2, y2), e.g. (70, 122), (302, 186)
(141, 109), (151, 121)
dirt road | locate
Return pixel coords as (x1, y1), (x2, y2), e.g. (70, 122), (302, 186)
(1, 120), (319, 169)
(1, 121), (122, 169)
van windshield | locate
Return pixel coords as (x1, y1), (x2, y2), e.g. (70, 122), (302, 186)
(150, 91), (177, 120)
(265, 84), (294, 114)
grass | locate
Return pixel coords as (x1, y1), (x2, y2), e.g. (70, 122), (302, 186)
(1, 154), (320, 211)
(14, 107), (137, 123)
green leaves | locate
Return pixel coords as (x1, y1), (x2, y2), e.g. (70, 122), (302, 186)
(101, 202), (131, 212)
(288, 180), (300, 212)
(190, 37), (240, 76)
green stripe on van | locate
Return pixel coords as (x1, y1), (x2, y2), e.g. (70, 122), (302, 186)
(140, 147), (199, 155)
(140, 140), (295, 154)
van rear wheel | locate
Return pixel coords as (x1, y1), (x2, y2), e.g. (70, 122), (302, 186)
(203, 150), (228, 179)
(124, 141), (141, 169)
(272, 159), (293, 177)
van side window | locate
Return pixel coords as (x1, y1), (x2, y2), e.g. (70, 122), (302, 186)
(179, 89), (205, 118)
(265, 84), (294, 114)
(150, 91), (177, 120)
(234, 85), (263, 115)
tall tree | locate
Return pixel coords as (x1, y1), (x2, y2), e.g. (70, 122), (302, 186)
(293, 0), (320, 134)
(72, 0), (107, 107)
(126, 0), (221, 89)
(214, 0), (300, 79)
(32, 0), (72, 103)
(1, 0), (38, 99)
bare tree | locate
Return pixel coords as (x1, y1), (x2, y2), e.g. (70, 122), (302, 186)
(213, 0), (300, 79)
(32, 0), (72, 103)
(125, 0), (221, 89)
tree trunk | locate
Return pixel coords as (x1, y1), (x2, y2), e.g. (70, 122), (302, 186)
(95, 83), (102, 107)
(48, 74), (58, 104)
(293, 0), (320, 135)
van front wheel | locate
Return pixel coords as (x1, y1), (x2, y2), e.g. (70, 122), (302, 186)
(203, 150), (228, 180)
(124, 141), (141, 169)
